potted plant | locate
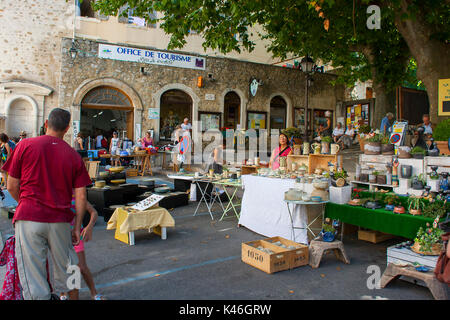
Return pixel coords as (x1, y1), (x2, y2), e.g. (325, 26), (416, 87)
(427, 166), (440, 192)
(357, 125), (371, 152)
(376, 171), (387, 185)
(332, 168), (349, 187)
(381, 135), (394, 155)
(412, 218), (444, 255)
(320, 135), (332, 154)
(410, 146), (427, 159)
(433, 119), (450, 155)
(384, 194), (399, 211)
(364, 133), (382, 155)
(411, 173), (426, 190)
(282, 127), (303, 145)
(369, 170), (378, 183)
(320, 218), (338, 242)
(407, 196), (425, 216)
(422, 200), (447, 219)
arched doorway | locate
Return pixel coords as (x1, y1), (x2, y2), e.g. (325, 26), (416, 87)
(159, 89), (192, 141)
(224, 91), (241, 129)
(80, 86), (134, 142)
(8, 98), (35, 138)
(270, 95), (287, 130)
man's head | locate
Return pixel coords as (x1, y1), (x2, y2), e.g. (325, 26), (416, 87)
(183, 118), (189, 124)
(337, 122), (342, 128)
(422, 114), (430, 124)
(0, 133), (9, 143)
(45, 108), (71, 136)
(19, 131), (27, 139)
(386, 112), (394, 120)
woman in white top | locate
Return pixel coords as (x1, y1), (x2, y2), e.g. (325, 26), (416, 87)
(338, 124), (355, 150)
(332, 122), (345, 143)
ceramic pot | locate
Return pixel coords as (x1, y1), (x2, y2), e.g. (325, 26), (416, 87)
(412, 180), (424, 190)
(364, 142), (381, 155)
(322, 231), (336, 242)
(293, 145), (301, 155)
(303, 142), (310, 155)
(285, 188), (304, 201)
(330, 143), (340, 155)
(435, 140), (450, 155)
(409, 209), (422, 216)
(398, 146), (411, 158)
(376, 175), (386, 185)
(385, 204), (395, 211)
(428, 149), (439, 157)
(369, 174), (376, 183)
(412, 153), (425, 159)
(360, 173), (369, 182)
(411, 242), (442, 256)
(321, 142), (330, 154)
(393, 206), (405, 214)
(400, 165), (412, 179)
(381, 143), (394, 155)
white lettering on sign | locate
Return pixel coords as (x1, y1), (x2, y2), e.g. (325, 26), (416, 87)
(98, 43), (206, 70)
(205, 94), (215, 101)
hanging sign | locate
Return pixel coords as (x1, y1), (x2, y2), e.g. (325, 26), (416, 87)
(98, 43), (206, 70)
(250, 79), (259, 97)
(438, 78), (450, 116)
(148, 108), (159, 120)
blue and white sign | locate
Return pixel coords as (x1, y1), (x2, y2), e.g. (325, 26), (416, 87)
(98, 43), (206, 70)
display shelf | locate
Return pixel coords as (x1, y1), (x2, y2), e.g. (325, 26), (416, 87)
(351, 180), (394, 191)
(308, 154), (342, 174)
(287, 155), (309, 172)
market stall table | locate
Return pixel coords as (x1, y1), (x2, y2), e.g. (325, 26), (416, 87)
(325, 202), (434, 239)
(239, 175), (311, 244)
(108, 153), (153, 176)
(193, 177), (222, 220)
(107, 206), (175, 245)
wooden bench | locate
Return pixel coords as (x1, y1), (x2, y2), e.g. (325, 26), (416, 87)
(380, 263), (448, 300)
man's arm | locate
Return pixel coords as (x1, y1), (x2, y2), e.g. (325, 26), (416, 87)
(7, 175), (20, 202)
(73, 187), (87, 246)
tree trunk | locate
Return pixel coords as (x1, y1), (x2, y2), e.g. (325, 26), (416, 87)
(362, 47), (396, 129)
(394, 0), (450, 124)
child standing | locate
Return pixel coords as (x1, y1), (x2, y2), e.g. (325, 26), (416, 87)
(109, 131), (121, 166)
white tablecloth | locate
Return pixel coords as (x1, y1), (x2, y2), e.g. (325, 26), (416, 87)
(238, 175), (309, 244)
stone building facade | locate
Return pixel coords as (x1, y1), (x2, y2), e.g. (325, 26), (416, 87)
(60, 38), (345, 146)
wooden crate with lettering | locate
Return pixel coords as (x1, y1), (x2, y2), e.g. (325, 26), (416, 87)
(263, 236), (309, 269)
(241, 240), (290, 274)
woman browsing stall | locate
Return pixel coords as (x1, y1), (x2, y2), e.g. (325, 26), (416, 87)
(269, 133), (292, 170)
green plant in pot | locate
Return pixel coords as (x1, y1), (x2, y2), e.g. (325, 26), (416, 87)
(376, 170), (387, 184)
(364, 133), (382, 155)
(332, 168), (348, 187)
(320, 135), (332, 154)
(433, 119), (450, 155)
(422, 201), (447, 219)
(381, 134), (394, 154)
(412, 173), (426, 190)
(407, 196), (425, 216)
(413, 217), (444, 255)
(357, 125), (371, 152)
(384, 194), (399, 211)
(410, 146), (427, 159)
(369, 170), (378, 183)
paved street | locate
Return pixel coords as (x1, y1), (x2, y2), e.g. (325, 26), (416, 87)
(1, 152), (443, 300)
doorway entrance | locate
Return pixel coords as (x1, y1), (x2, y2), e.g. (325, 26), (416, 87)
(270, 96), (287, 130)
(80, 86), (134, 143)
(224, 91), (241, 129)
(159, 89), (192, 141)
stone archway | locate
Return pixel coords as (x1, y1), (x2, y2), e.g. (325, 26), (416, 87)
(268, 92), (293, 130)
(152, 83), (200, 142)
(71, 78), (144, 145)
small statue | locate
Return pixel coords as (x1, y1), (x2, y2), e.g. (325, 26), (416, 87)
(392, 157), (399, 187)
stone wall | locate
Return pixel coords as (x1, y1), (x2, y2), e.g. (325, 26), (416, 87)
(60, 38), (345, 145)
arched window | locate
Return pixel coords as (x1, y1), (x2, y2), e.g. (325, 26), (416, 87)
(270, 96), (287, 130)
(159, 89), (192, 140)
(224, 91), (241, 129)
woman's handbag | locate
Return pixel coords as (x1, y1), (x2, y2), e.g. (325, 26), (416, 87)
(434, 232), (450, 284)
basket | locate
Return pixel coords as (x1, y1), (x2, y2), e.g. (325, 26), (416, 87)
(411, 241), (442, 256)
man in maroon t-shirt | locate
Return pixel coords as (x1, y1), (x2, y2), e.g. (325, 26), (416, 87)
(2, 108), (92, 300)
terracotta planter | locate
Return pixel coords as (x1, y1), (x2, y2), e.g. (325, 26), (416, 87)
(357, 135), (366, 152)
(409, 209), (422, 216)
(364, 141), (381, 155)
(393, 206), (405, 214)
(381, 143), (394, 155)
(435, 140), (450, 155)
(398, 146), (412, 159)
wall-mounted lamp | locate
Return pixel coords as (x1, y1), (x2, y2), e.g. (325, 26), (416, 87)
(140, 66), (150, 76)
(207, 73), (216, 82)
(69, 40), (78, 59)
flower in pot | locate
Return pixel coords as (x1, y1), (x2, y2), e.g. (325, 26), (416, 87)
(320, 218), (337, 242)
(320, 135), (332, 154)
(381, 135), (394, 155)
(410, 146), (427, 159)
(332, 169), (348, 187)
(411, 174), (426, 190)
(384, 194), (399, 211)
(364, 133), (382, 155)
(412, 218), (444, 255)
(407, 196), (425, 215)
(433, 119), (450, 155)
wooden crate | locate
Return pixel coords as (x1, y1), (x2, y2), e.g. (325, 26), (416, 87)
(287, 155), (309, 172)
(126, 168), (139, 177)
(241, 165), (260, 175)
(263, 236), (309, 269)
(241, 240), (290, 274)
(358, 229), (395, 244)
(308, 154), (341, 174)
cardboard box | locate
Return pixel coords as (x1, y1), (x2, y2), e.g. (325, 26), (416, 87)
(329, 185), (352, 204)
(263, 236), (309, 269)
(358, 229), (394, 244)
(241, 240), (290, 274)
